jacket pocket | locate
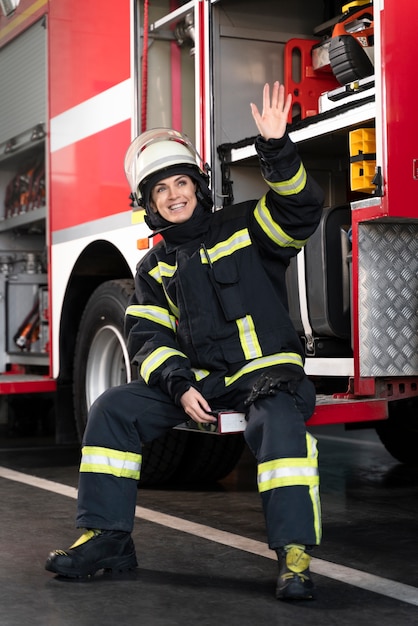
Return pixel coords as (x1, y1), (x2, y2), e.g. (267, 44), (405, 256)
(210, 258), (247, 322)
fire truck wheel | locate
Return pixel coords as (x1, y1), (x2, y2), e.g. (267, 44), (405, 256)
(375, 398), (418, 465)
(73, 279), (188, 486)
(73, 279), (135, 440)
(171, 432), (246, 484)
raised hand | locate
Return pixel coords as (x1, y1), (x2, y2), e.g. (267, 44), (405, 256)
(250, 81), (292, 141)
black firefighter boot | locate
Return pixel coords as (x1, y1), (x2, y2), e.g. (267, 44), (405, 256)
(275, 544), (315, 601)
(45, 529), (138, 578)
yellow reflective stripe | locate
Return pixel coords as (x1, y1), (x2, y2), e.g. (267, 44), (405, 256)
(266, 162), (307, 196)
(140, 345), (188, 383)
(125, 304), (176, 332)
(236, 315), (262, 360)
(254, 197), (308, 250)
(69, 529), (101, 549)
(80, 446), (141, 480)
(162, 285), (179, 319)
(305, 433), (322, 542)
(147, 262), (179, 318)
(224, 352), (303, 387)
(306, 431), (317, 458)
(149, 261), (177, 284)
(149, 265), (162, 284)
(200, 228), (252, 264)
(310, 482), (322, 544)
(258, 434), (319, 493)
(192, 367), (210, 381)
(257, 433), (321, 543)
(258, 461), (318, 491)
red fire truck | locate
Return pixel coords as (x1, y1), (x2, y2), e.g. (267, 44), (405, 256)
(0, 0), (417, 483)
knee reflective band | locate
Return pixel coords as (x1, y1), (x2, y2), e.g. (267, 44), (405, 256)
(80, 446), (142, 480)
(257, 433), (321, 543)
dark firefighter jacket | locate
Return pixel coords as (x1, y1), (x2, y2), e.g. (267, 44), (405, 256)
(125, 134), (324, 405)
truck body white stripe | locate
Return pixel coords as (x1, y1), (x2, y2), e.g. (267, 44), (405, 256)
(50, 79), (132, 153)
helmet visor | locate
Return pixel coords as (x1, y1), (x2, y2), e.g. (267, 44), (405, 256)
(124, 128), (207, 199)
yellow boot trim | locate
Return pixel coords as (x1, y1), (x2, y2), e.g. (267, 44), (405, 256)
(285, 544), (311, 573)
(69, 529), (101, 550)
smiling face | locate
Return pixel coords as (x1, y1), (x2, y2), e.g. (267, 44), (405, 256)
(149, 174), (198, 224)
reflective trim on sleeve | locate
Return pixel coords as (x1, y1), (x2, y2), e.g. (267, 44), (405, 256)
(266, 162), (307, 196)
(254, 197), (308, 250)
(236, 315), (262, 360)
(140, 345), (188, 383)
(125, 304), (176, 332)
(224, 352), (304, 387)
(200, 228), (252, 265)
(80, 446), (142, 480)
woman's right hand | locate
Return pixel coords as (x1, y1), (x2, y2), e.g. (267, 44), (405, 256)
(180, 387), (217, 425)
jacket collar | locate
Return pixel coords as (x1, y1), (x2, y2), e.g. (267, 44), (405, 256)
(148, 203), (212, 253)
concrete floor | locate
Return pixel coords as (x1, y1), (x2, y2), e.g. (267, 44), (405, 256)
(1, 422), (418, 625)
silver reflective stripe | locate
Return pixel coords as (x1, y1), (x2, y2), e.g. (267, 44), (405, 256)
(266, 162), (307, 196)
(258, 464), (318, 486)
(80, 446), (142, 480)
(125, 304), (176, 332)
(192, 368), (210, 381)
(254, 197), (307, 249)
(224, 352), (304, 386)
(82, 454), (140, 473)
(257, 434), (319, 492)
(236, 315), (262, 359)
(140, 346), (187, 383)
(149, 261), (177, 284)
(200, 228), (252, 264)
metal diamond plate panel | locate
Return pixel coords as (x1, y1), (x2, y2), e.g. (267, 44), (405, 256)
(358, 223), (418, 376)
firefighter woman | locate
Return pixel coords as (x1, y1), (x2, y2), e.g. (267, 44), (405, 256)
(46, 81), (324, 601)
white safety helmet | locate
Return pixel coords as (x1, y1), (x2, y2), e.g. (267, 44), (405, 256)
(124, 128), (210, 208)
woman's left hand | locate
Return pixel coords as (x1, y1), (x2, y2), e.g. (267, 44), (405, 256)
(250, 81), (292, 141)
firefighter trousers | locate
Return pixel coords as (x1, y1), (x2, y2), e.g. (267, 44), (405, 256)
(76, 375), (321, 550)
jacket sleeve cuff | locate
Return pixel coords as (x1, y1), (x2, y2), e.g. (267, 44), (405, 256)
(255, 134), (288, 155)
(166, 374), (196, 406)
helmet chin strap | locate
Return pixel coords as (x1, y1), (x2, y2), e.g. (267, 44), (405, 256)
(196, 184), (213, 211)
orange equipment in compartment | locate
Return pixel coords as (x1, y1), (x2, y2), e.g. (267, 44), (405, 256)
(284, 38), (340, 123)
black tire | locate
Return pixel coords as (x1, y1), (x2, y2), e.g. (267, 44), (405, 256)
(140, 430), (189, 486)
(73, 279), (135, 439)
(375, 397), (418, 465)
(73, 278), (187, 486)
(171, 431), (246, 484)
